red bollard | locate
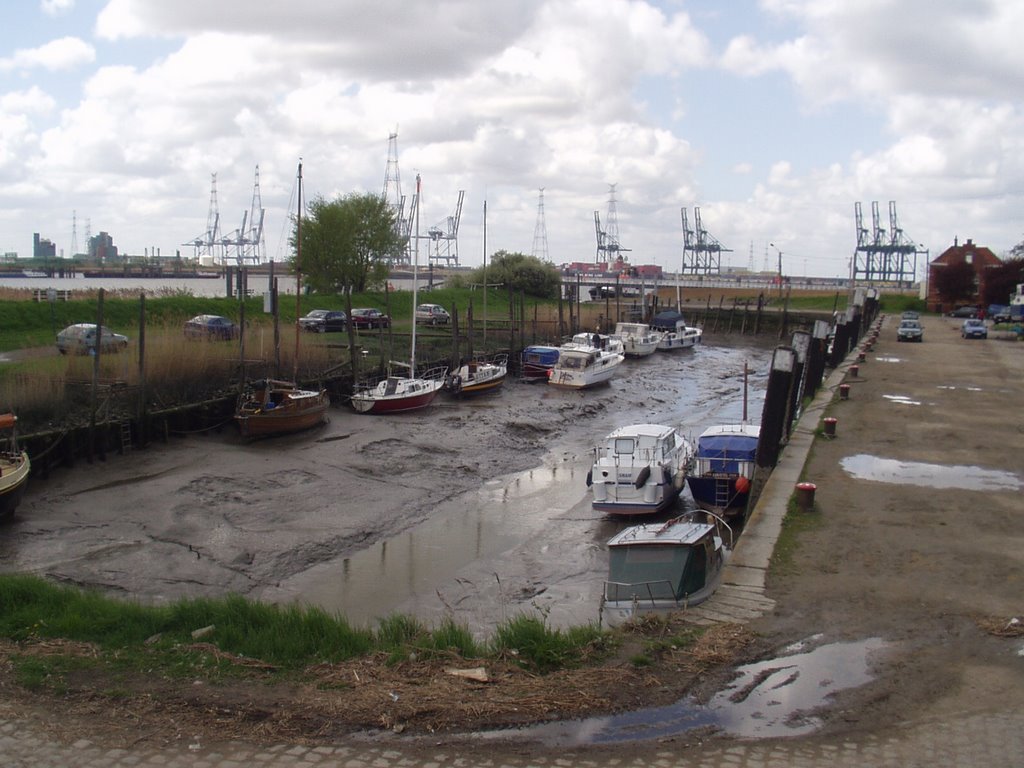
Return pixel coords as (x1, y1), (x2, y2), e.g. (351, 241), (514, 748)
(823, 417), (838, 438)
(795, 482), (817, 512)
(850, 364), (859, 378)
(839, 383), (851, 400)
(857, 350), (866, 362)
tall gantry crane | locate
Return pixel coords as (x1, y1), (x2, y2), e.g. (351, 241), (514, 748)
(426, 189), (464, 268)
(853, 201), (922, 283)
(219, 165), (266, 266)
(531, 188), (549, 261)
(382, 131), (413, 265)
(680, 206), (731, 275)
(185, 173), (223, 263)
(594, 183), (630, 263)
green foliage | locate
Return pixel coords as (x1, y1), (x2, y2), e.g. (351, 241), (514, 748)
(878, 294), (926, 314)
(488, 612), (605, 673)
(463, 251), (562, 299)
(298, 193), (401, 294)
(932, 260), (978, 305)
(982, 257), (1024, 305)
(769, 494), (824, 576)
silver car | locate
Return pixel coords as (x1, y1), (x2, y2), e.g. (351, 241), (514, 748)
(896, 320), (923, 342)
(56, 323), (129, 355)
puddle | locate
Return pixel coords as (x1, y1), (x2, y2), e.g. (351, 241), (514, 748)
(882, 394), (921, 406)
(936, 385), (983, 392)
(841, 454), (1022, 491)
(482, 637), (886, 744)
(875, 356), (902, 363)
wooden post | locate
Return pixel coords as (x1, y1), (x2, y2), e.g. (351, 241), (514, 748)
(755, 346), (796, 469)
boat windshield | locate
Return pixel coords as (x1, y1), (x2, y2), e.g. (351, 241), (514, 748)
(614, 438), (636, 455)
(606, 544), (697, 601)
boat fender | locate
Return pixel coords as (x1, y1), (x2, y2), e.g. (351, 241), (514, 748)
(634, 465), (651, 489)
(662, 466), (673, 486)
(586, 469), (593, 487)
(448, 375), (462, 394)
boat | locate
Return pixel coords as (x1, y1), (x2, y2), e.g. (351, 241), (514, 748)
(351, 364), (447, 413)
(651, 310), (702, 351)
(445, 354), (508, 396)
(587, 424), (694, 517)
(235, 162), (330, 438)
(600, 513), (731, 626)
(350, 173), (445, 414)
(520, 345), (560, 381)
(611, 321), (662, 358)
(0, 412), (30, 521)
(235, 379), (330, 438)
(685, 423), (760, 518)
(547, 334), (624, 389)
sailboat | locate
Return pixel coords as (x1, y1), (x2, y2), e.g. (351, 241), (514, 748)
(235, 161), (330, 438)
(350, 173), (446, 414)
(0, 412), (30, 521)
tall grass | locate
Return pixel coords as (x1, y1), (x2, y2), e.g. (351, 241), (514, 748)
(0, 574), (610, 675)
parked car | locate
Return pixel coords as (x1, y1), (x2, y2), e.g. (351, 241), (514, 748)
(56, 323), (129, 355)
(961, 318), (987, 339)
(896, 319), (923, 342)
(183, 314), (240, 340)
(948, 305), (979, 318)
(988, 304), (1010, 323)
(415, 303), (451, 325)
(349, 308), (391, 329)
(298, 309), (347, 333)
(901, 310), (920, 321)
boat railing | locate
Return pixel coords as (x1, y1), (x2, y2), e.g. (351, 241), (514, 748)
(602, 579), (677, 607)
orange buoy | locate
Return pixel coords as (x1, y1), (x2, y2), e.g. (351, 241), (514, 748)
(735, 475), (751, 494)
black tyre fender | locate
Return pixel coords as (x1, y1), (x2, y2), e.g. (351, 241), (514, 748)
(586, 469), (593, 487)
(634, 465), (651, 489)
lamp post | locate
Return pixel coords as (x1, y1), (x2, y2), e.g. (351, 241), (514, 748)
(769, 242), (784, 298)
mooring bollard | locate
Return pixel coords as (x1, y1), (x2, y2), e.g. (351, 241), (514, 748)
(850, 364), (859, 378)
(823, 416), (838, 438)
(795, 482), (817, 512)
(839, 383), (851, 400)
(857, 350), (866, 362)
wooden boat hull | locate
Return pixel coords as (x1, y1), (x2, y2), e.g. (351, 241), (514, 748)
(235, 382), (330, 438)
(445, 358), (508, 396)
(0, 450), (30, 520)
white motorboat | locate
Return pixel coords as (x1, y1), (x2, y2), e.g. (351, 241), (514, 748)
(588, 424), (694, 517)
(548, 335), (624, 389)
(652, 310), (703, 350)
(611, 322), (662, 358)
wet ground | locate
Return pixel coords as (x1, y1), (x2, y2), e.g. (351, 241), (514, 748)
(1, 339), (773, 635)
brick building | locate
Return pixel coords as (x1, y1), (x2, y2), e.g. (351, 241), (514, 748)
(926, 238), (1001, 313)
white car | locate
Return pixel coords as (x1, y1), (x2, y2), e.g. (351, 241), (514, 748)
(56, 323), (129, 355)
(415, 303), (451, 325)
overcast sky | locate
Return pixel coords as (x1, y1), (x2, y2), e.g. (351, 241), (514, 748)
(2, 0), (1022, 278)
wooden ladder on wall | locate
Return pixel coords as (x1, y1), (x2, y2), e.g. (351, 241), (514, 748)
(119, 420), (132, 454)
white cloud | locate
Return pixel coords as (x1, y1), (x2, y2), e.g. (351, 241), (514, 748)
(41, 0), (75, 17)
(0, 36), (95, 72)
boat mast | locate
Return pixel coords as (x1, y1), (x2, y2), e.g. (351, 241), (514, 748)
(293, 160), (302, 383)
(410, 173), (420, 374)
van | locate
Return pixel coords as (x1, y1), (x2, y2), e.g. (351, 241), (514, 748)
(56, 323), (129, 355)
(415, 304), (451, 325)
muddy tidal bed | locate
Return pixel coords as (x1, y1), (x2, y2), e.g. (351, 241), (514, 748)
(1, 341), (772, 634)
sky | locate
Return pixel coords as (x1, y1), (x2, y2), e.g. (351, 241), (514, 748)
(2, 0), (1023, 279)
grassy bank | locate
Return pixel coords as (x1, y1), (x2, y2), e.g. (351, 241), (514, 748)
(0, 573), (611, 691)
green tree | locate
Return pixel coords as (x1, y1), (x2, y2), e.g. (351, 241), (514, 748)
(467, 251), (562, 299)
(982, 257), (1024, 306)
(932, 260), (978, 306)
(294, 193), (402, 295)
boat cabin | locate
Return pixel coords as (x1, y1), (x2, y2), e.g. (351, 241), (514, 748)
(604, 520), (720, 605)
